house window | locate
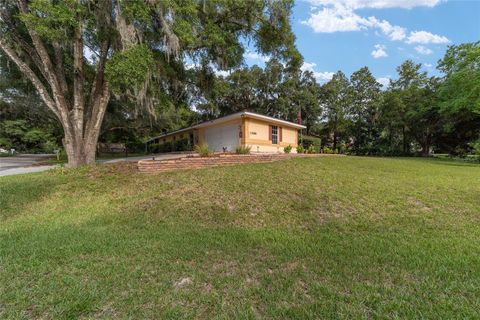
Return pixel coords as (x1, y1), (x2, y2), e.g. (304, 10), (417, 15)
(271, 125), (278, 144)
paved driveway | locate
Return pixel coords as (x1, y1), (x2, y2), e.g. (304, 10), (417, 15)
(0, 154), (56, 177)
(0, 153), (192, 177)
(101, 153), (192, 164)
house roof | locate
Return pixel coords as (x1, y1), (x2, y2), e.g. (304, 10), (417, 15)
(146, 111), (306, 143)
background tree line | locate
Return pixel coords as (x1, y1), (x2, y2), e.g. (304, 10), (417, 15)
(199, 41), (479, 156)
(0, 0), (478, 160)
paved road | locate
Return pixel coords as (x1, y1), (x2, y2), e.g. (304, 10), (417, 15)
(0, 153), (192, 177)
(0, 154), (56, 177)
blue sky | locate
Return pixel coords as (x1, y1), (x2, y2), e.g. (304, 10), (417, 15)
(244, 0), (480, 87)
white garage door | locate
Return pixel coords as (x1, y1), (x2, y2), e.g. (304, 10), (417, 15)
(204, 124), (239, 152)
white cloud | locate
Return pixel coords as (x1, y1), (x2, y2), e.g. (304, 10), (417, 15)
(302, 1), (448, 46)
(301, 62), (334, 83)
(301, 62), (318, 71)
(184, 61), (230, 77)
(377, 76), (391, 87)
(214, 69), (230, 77)
(184, 63), (197, 70)
(244, 51), (270, 63)
(308, 0), (442, 10)
(424, 63), (433, 67)
(367, 17), (406, 41)
(371, 44), (388, 58)
(315, 71), (336, 83)
(301, 5), (408, 40)
(301, 5), (367, 33)
(415, 45), (433, 55)
(406, 31), (449, 44)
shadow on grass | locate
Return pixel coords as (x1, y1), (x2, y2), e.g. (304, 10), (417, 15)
(368, 156), (480, 168)
(0, 173), (63, 220)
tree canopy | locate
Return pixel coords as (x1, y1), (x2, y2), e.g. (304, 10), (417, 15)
(0, 0), (300, 166)
(0, 2), (479, 160)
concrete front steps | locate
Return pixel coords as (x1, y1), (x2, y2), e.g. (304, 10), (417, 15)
(137, 153), (315, 173)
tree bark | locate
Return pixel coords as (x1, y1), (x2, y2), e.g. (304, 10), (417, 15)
(1, 1), (112, 168)
(333, 131), (338, 151)
(402, 125), (408, 154)
(419, 129), (432, 157)
(421, 144), (430, 157)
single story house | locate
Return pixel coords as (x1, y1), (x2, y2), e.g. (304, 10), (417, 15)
(146, 111), (306, 153)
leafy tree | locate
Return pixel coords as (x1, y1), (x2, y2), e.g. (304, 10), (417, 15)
(438, 42), (480, 114)
(320, 71), (351, 151)
(0, 0), (299, 167)
(257, 59), (285, 116)
(0, 52), (64, 145)
(293, 70), (321, 135)
(436, 42), (480, 154)
(389, 60), (428, 154)
(406, 77), (442, 156)
(378, 90), (405, 155)
(0, 119), (57, 152)
(349, 67), (382, 154)
(274, 68), (321, 134)
(198, 58), (320, 134)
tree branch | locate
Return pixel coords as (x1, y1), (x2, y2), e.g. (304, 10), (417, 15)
(85, 39), (110, 136)
(0, 38), (59, 119)
(73, 22), (85, 138)
(53, 42), (70, 100)
(16, 0), (70, 124)
(0, 10), (50, 84)
(88, 40), (110, 112)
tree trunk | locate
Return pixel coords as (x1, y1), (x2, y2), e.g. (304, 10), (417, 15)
(63, 136), (88, 168)
(0, 4), (111, 169)
(420, 130), (432, 157)
(61, 113), (107, 167)
(333, 131), (338, 151)
(421, 144), (430, 157)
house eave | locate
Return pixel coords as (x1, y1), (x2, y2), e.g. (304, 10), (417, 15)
(145, 111), (306, 143)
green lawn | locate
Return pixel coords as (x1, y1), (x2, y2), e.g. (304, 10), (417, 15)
(1, 157), (480, 319)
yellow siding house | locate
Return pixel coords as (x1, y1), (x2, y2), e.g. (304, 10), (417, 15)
(146, 111), (306, 153)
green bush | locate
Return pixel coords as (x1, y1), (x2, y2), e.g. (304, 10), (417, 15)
(301, 136), (321, 153)
(150, 142), (171, 153)
(0, 137), (12, 149)
(296, 145), (305, 154)
(284, 145), (293, 153)
(174, 138), (193, 152)
(472, 139), (480, 160)
(235, 145), (251, 154)
(42, 140), (59, 153)
(322, 146), (333, 154)
(150, 138), (193, 154)
(307, 145), (316, 154)
(0, 120), (58, 153)
(194, 143), (212, 157)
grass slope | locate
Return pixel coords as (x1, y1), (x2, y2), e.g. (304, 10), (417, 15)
(1, 157), (480, 319)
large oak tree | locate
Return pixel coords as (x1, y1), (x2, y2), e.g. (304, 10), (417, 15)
(0, 0), (299, 167)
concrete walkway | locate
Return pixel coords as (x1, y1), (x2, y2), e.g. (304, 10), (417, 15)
(0, 165), (57, 177)
(0, 154), (56, 177)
